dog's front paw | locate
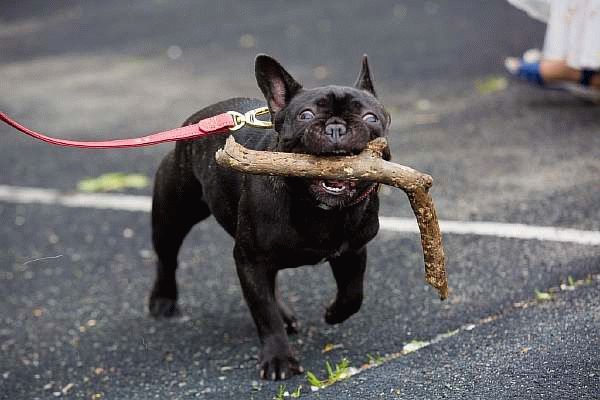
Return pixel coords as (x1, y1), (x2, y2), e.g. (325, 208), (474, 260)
(149, 296), (180, 318)
(259, 342), (303, 380)
(325, 296), (362, 325)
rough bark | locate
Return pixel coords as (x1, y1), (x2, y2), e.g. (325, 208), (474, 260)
(215, 136), (448, 300)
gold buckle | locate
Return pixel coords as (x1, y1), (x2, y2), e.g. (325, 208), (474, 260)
(227, 107), (273, 131)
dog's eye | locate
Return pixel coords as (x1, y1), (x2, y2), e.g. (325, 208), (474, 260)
(298, 110), (315, 121)
(362, 113), (378, 123)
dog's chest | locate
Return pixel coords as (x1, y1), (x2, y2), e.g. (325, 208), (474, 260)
(278, 237), (350, 267)
(271, 218), (358, 267)
(314, 241), (350, 264)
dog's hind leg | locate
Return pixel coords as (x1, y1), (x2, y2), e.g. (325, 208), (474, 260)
(275, 277), (299, 335)
(149, 151), (211, 318)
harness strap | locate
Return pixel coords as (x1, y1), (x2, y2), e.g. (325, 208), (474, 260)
(347, 183), (379, 207)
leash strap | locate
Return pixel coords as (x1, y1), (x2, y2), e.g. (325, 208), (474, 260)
(0, 107), (272, 149)
(0, 112), (235, 149)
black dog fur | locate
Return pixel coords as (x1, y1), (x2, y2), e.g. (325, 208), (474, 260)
(149, 55), (390, 380)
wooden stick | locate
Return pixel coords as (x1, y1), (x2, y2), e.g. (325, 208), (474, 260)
(215, 136), (448, 300)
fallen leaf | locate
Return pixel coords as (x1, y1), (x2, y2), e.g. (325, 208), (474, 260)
(402, 340), (429, 354)
(322, 343), (343, 353)
(77, 173), (149, 192)
(475, 76), (508, 94)
(61, 383), (74, 395)
(535, 290), (553, 301)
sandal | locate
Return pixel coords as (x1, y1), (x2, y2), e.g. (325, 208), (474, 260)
(505, 49), (548, 87)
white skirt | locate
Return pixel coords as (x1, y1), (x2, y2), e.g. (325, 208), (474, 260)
(508, 0), (600, 69)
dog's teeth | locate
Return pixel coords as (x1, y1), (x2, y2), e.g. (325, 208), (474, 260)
(271, 372), (277, 381)
(321, 182), (345, 193)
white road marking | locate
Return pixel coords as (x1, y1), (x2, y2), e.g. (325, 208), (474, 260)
(0, 184), (151, 212)
(1, 184), (599, 246)
(379, 217), (600, 246)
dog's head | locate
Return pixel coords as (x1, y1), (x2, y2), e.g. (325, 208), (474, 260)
(255, 54), (391, 209)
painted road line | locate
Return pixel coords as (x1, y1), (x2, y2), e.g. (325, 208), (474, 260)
(379, 217), (600, 246)
(0, 184), (151, 212)
(1, 184), (599, 245)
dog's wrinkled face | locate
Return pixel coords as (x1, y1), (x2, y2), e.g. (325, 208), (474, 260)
(255, 55), (390, 208)
(281, 87), (389, 208)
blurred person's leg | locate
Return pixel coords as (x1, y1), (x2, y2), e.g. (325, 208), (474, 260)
(506, 0), (600, 90)
(539, 60), (600, 88)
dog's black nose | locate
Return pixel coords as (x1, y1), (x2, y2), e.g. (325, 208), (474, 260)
(325, 123), (347, 142)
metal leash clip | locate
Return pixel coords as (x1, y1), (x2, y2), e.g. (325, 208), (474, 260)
(227, 107), (273, 131)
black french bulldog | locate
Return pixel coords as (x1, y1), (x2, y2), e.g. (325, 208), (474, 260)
(149, 54), (391, 380)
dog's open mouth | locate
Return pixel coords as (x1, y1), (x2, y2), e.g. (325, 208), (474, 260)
(317, 179), (356, 195)
(310, 179), (358, 199)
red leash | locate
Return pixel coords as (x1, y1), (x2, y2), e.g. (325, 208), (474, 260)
(0, 107), (272, 149)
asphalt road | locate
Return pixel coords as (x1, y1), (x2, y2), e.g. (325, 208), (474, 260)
(1, 1), (599, 399)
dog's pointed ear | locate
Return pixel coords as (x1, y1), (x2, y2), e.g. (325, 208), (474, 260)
(255, 54), (302, 114)
(354, 55), (377, 97)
